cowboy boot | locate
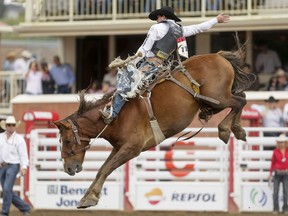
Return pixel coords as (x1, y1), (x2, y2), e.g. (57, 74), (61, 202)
(99, 94), (126, 124)
(99, 106), (113, 124)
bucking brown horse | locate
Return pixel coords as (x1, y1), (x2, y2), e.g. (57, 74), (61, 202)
(54, 44), (255, 208)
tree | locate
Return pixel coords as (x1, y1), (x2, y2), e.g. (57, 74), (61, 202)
(0, 0), (5, 19)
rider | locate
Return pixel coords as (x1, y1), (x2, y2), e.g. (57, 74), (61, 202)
(99, 6), (230, 124)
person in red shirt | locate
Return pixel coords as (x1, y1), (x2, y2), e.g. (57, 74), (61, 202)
(269, 133), (288, 214)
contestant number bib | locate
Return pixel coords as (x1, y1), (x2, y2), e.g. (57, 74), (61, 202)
(177, 37), (188, 58)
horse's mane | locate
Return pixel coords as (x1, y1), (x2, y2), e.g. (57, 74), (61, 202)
(77, 90), (114, 115)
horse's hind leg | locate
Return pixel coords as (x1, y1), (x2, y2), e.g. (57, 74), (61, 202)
(231, 92), (247, 141)
(78, 145), (141, 208)
(217, 94), (247, 143)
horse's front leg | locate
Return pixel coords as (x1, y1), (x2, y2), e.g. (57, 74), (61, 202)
(78, 145), (141, 208)
(77, 148), (117, 208)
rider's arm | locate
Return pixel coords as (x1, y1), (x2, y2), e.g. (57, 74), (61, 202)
(182, 18), (218, 37)
(183, 14), (229, 37)
(134, 24), (162, 64)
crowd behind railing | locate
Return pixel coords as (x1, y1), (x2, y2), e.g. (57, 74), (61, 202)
(0, 49), (117, 113)
(27, 0), (288, 22)
(1, 38), (288, 112)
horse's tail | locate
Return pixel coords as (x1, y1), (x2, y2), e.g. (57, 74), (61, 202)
(217, 33), (256, 94)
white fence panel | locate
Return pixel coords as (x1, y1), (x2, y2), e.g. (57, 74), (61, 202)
(28, 129), (124, 210)
(24, 126), (288, 212)
(128, 129), (229, 212)
(233, 127), (288, 212)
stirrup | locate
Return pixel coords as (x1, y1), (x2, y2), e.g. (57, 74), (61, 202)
(99, 110), (114, 125)
(102, 106), (113, 119)
(99, 106), (113, 122)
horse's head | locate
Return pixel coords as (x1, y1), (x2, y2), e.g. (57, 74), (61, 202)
(54, 90), (113, 175)
(54, 118), (91, 176)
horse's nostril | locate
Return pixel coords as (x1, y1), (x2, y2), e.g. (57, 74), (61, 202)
(67, 167), (72, 173)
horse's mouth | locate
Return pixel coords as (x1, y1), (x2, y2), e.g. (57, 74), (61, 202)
(65, 164), (82, 176)
(76, 164), (82, 173)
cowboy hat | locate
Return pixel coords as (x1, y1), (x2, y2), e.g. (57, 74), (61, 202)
(0, 116), (21, 131)
(149, 6), (181, 22)
(21, 50), (32, 59)
(265, 96), (279, 103)
(6, 51), (16, 59)
(276, 134), (287, 142)
(275, 68), (286, 77)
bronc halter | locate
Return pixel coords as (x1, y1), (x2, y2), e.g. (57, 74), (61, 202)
(60, 119), (91, 159)
(60, 118), (108, 159)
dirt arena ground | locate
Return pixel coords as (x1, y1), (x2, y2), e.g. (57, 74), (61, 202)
(8, 209), (277, 216)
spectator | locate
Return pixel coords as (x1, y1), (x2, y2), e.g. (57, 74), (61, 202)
(274, 68), (288, 91)
(267, 75), (278, 91)
(103, 67), (117, 88)
(101, 80), (114, 94)
(251, 96), (284, 139)
(24, 61), (43, 95)
(2, 52), (16, 71)
(50, 55), (75, 94)
(14, 50), (33, 93)
(269, 133), (288, 214)
(87, 79), (100, 94)
(241, 63), (261, 91)
(40, 62), (55, 94)
(78, 0), (93, 15)
(14, 50), (33, 75)
(0, 116), (32, 216)
(255, 41), (282, 88)
(2, 52), (16, 101)
(282, 102), (288, 127)
(206, 0), (221, 11)
(78, 0), (109, 15)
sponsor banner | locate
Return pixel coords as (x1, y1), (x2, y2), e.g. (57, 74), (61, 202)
(32, 181), (123, 210)
(134, 183), (227, 211)
(242, 185), (283, 211)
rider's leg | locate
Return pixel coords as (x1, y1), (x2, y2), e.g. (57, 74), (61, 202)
(99, 93), (126, 124)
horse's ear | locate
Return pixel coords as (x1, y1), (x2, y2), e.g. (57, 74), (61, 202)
(53, 121), (60, 128)
(53, 120), (69, 129)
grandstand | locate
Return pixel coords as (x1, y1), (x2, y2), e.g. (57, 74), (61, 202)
(10, 0), (288, 92)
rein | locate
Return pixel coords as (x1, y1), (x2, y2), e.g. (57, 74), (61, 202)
(61, 119), (108, 159)
(171, 126), (204, 150)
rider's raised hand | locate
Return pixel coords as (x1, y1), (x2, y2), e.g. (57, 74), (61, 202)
(216, 13), (230, 23)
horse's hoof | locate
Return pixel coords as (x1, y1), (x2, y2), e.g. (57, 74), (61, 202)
(235, 131), (246, 142)
(77, 198), (98, 209)
(219, 131), (230, 144)
(231, 127), (247, 141)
